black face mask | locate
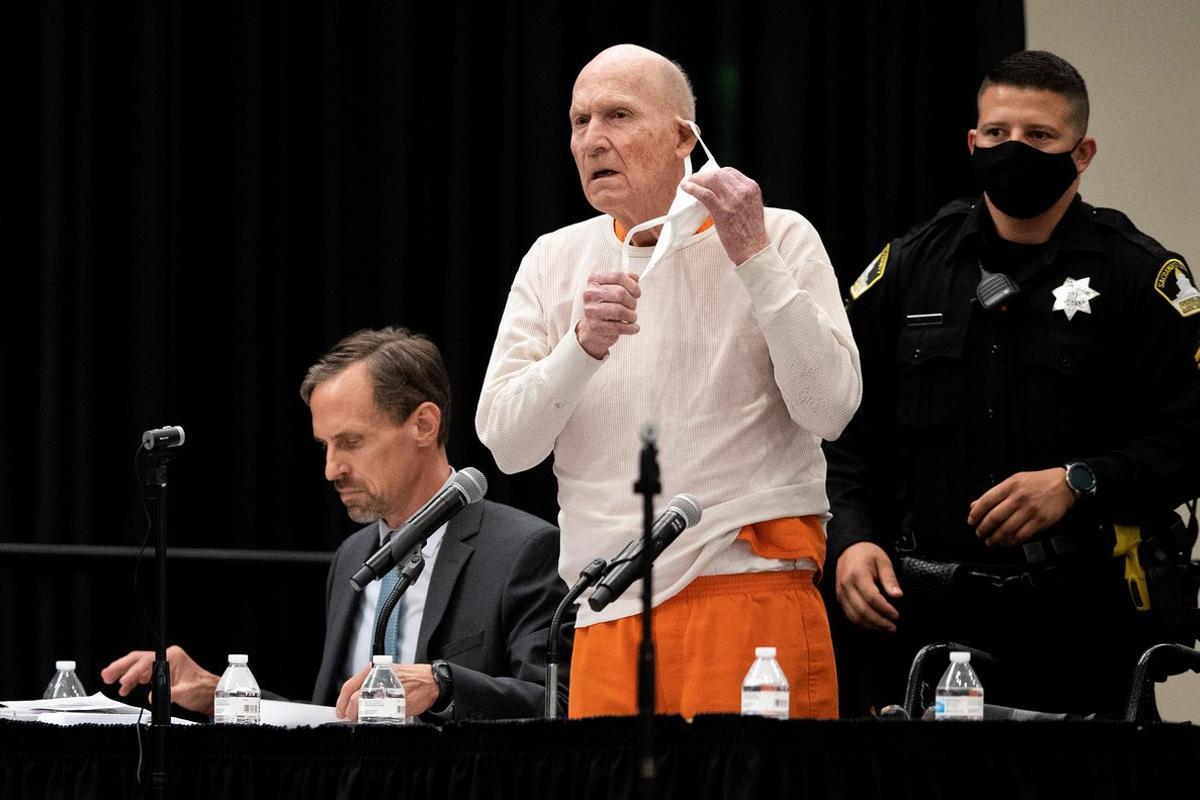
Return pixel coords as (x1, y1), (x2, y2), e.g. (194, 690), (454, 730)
(971, 139), (1081, 219)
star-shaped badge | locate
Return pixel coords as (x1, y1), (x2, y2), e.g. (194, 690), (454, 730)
(1051, 277), (1099, 321)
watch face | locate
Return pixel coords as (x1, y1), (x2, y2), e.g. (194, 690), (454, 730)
(1068, 464), (1096, 492)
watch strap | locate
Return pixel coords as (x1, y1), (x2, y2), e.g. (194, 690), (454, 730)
(430, 659), (454, 712)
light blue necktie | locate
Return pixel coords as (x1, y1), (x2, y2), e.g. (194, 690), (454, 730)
(375, 565), (403, 658)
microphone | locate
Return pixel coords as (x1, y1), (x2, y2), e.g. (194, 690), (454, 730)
(141, 426), (186, 452)
(349, 467), (487, 591)
(587, 494), (702, 612)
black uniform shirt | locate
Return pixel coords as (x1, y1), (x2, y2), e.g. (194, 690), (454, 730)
(825, 195), (1200, 566)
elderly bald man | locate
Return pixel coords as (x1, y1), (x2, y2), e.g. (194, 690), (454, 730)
(477, 44), (860, 719)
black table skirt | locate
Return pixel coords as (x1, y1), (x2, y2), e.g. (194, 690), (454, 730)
(2, 715), (1197, 799)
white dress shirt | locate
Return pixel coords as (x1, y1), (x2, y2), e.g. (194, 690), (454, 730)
(343, 519), (447, 678)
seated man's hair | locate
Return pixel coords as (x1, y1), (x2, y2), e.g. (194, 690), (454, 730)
(300, 326), (452, 447)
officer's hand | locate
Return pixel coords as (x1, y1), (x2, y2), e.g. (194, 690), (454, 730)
(100, 645), (220, 715)
(968, 468), (1076, 547)
(575, 272), (641, 359)
(835, 542), (903, 633)
(680, 167), (771, 266)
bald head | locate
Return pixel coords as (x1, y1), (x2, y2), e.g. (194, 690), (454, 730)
(578, 45), (696, 121)
(568, 44), (700, 230)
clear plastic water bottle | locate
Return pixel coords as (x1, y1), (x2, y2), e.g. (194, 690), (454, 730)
(43, 660), (87, 699)
(358, 655), (406, 725)
(934, 651), (984, 720)
(213, 654), (261, 724)
(741, 646), (790, 719)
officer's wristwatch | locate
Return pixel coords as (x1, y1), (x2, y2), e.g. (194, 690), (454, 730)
(1064, 461), (1097, 498)
(430, 659), (454, 710)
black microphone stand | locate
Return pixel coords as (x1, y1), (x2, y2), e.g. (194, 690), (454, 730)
(139, 446), (179, 800)
(633, 424), (661, 799)
(545, 559), (607, 719)
(372, 548), (426, 657)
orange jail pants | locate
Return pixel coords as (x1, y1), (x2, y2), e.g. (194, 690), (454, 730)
(568, 565), (838, 720)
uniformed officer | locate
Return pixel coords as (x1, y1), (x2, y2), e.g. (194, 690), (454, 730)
(824, 50), (1200, 717)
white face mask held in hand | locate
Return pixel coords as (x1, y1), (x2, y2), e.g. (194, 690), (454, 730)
(621, 121), (720, 279)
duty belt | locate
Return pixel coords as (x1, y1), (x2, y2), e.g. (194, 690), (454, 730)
(895, 518), (1197, 623)
(893, 526), (1109, 601)
(895, 555), (1056, 601)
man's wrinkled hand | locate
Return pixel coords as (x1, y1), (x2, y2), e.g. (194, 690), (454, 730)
(680, 167), (771, 266)
(576, 271), (641, 359)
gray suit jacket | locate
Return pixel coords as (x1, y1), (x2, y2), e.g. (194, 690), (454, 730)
(311, 499), (570, 720)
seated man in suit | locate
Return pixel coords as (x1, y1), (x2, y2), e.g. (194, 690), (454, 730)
(103, 326), (569, 721)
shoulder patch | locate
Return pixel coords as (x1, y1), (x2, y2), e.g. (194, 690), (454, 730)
(1153, 258), (1200, 317)
(850, 244), (890, 300)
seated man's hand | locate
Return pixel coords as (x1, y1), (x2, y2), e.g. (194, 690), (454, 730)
(968, 468), (1076, 548)
(835, 542), (903, 633)
(335, 662), (440, 720)
(100, 645), (219, 716)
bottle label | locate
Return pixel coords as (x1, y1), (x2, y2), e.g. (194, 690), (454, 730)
(741, 689), (789, 719)
(934, 694), (983, 720)
(359, 697), (406, 722)
(213, 696), (261, 724)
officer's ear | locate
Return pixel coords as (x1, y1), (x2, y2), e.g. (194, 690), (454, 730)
(1072, 136), (1097, 175)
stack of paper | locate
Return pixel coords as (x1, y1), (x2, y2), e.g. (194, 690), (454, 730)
(0, 693), (195, 725)
(1, 694), (344, 727)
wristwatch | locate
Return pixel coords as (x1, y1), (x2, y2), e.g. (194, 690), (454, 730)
(430, 659), (454, 710)
(1064, 461), (1097, 498)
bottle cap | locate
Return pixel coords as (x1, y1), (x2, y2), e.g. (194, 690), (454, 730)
(950, 651), (970, 663)
(755, 647), (776, 658)
(228, 654), (249, 665)
(55, 660), (76, 671)
(372, 655), (394, 666)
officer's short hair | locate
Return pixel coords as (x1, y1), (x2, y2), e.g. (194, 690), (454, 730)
(979, 50), (1089, 135)
(300, 326), (452, 447)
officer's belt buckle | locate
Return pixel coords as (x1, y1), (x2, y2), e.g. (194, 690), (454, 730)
(964, 568), (1036, 592)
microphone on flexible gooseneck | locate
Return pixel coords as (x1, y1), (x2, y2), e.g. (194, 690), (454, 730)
(587, 494), (703, 613)
(349, 467), (488, 591)
(141, 426), (186, 452)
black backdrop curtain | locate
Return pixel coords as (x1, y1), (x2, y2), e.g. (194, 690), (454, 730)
(0, 2), (1022, 704)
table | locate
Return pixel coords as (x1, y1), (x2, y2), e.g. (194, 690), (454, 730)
(2, 715), (1196, 799)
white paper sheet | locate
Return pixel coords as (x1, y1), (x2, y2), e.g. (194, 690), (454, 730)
(260, 699), (342, 728)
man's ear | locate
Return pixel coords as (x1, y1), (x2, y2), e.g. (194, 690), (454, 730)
(674, 116), (697, 159)
(1073, 136), (1097, 175)
(967, 128), (978, 155)
(408, 401), (442, 447)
